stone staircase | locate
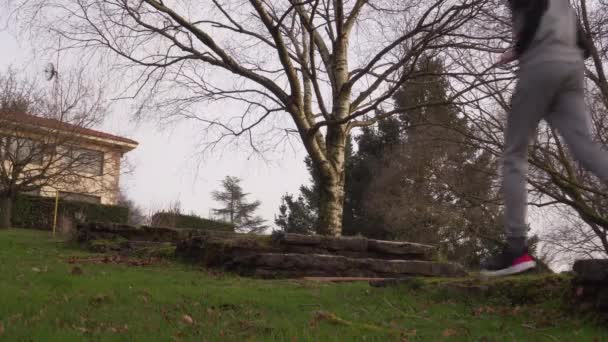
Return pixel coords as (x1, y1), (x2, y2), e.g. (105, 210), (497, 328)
(76, 222), (467, 278)
(176, 231), (467, 278)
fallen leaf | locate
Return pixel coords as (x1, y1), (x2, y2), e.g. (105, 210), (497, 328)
(442, 329), (458, 337)
(182, 314), (194, 325)
(89, 294), (112, 306)
(311, 311), (351, 326)
(73, 326), (88, 333)
(32, 267), (41, 273)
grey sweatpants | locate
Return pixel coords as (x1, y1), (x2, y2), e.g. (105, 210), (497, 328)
(503, 61), (608, 238)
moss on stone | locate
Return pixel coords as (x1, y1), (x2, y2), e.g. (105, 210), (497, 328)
(88, 238), (126, 253)
(134, 244), (176, 258)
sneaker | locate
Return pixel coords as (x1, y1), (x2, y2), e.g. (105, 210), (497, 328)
(480, 246), (536, 277)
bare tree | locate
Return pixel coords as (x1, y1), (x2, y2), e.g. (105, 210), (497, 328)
(0, 68), (110, 229)
(539, 206), (607, 268)
(5, 0), (489, 235)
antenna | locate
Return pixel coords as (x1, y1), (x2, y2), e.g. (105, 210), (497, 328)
(44, 62), (57, 81)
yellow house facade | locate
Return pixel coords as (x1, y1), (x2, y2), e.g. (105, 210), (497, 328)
(0, 113), (138, 205)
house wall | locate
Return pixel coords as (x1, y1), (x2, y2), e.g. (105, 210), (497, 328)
(37, 145), (123, 205)
(0, 126), (129, 206)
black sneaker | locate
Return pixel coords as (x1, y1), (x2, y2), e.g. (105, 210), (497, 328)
(480, 246), (536, 277)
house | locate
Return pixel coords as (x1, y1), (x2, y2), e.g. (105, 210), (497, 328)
(0, 112), (138, 205)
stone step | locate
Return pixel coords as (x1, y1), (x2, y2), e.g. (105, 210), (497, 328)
(573, 259), (608, 284)
(227, 253), (466, 279)
(128, 241), (175, 248)
(274, 233), (435, 258)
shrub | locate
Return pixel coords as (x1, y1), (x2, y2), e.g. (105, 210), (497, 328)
(12, 194), (129, 230)
(151, 212), (234, 232)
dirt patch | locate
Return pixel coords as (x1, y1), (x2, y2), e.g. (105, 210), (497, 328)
(67, 255), (164, 267)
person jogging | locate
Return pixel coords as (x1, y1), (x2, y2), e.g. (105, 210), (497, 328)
(481, 0), (605, 276)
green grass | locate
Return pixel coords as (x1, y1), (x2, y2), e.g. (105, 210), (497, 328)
(0, 229), (606, 341)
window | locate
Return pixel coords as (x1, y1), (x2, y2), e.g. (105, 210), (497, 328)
(69, 148), (104, 176)
(0, 135), (43, 165)
(21, 189), (41, 196)
(59, 191), (101, 204)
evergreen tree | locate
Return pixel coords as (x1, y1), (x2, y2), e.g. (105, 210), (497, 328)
(212, 176), (267, 234)
(363, 56), (502, 266)
(274, 194), (316, 234)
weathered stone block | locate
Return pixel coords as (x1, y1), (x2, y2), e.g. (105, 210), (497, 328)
(229, 253), (466, 278)
(368, 239), (435, 256)
(573, 259), (608, 283)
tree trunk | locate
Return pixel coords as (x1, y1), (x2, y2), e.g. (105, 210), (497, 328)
(0, 195), (13, 229)
(318, 173), (345, 236)
(316, 125), (347, 237)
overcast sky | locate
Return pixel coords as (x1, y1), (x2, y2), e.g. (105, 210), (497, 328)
(0, 29), (311, 227)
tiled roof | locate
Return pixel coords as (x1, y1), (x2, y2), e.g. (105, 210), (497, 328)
(0, 112), (138, 146)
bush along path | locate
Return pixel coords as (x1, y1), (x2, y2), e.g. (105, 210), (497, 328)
(0, 228), (607, 341)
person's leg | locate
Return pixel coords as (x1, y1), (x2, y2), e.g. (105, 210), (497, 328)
(545, 63), (608, 183)
(482, 63), (557, 276)
(502, 67), (556, 248)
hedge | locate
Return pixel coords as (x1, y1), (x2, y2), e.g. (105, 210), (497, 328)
(151, 212), (234, 232)
(12, 194), (129, 230)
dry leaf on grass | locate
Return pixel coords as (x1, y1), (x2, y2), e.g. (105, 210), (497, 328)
(71, 266), (83, 275)
(442, 328), (458, 337)
(182, 314), (194, 325)
(311, 311), (351, 326)
(67, 256), (161, 267)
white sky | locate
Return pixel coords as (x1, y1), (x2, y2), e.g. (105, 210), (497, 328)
(0, 29), (311, 227)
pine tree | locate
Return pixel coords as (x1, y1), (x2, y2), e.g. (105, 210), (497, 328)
(212, 176), (267, 234)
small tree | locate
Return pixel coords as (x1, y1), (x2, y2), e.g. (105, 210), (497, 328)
(0, 68), (108, 229)
(212, 176), (267, 234)
(275, 193), (316, 235)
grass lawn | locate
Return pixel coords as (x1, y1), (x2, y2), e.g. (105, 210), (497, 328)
(0, 228), (606, 341)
